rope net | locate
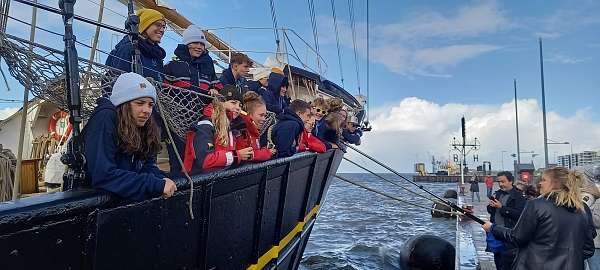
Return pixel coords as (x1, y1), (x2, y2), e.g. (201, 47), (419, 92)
(0, 31), (212, 139)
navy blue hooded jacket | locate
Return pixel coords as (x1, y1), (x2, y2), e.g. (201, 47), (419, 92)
(84, 98), (166, 201)
(163, 44), (222, 104)
(272, 108), (304, 158)
(261, 72), (289, 115)
(247, 80), (267, 96)
(219, 67), (250, 93)
(105, 36), (166, 82)
(342, 128), (362, 145)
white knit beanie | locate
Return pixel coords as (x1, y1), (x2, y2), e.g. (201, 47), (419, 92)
(252, 68), (271, 81)
(110, 72), (156, 107)
(182, 25), (208, 46)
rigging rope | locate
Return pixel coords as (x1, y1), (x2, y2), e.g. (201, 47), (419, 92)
(347, 0), (361, 95)
(330, 0), (345, 89)
(335, 174), (461, 216)
(343, 157), (451, 207)
(155, 81), (194, 220)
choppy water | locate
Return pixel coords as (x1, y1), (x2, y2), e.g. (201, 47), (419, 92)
(299, 173), (456, 270)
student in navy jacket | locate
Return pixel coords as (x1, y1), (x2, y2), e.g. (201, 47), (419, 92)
(84, 72), (177, 201)
(219, 52), (252, 94)
(105, 9), (167, 82)
(310, 97), (329, 138)
(261, 71), (289, 115)
(163, 25), (223, 104)
(272, 99), (313, 158)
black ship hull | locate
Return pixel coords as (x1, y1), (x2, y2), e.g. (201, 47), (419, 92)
(0, 150), (343, 270)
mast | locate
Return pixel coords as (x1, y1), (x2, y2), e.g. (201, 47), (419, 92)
(12, 0), (37, 200)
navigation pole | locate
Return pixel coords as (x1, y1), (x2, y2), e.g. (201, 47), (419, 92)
(451, 117), (480, 187)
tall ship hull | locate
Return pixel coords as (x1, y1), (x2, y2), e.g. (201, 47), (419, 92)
(0, 150), (343, 269)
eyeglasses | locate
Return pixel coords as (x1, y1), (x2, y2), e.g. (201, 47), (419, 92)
(151, 21), (167, 30)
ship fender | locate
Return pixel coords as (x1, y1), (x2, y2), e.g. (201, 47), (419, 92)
(399, 234), (455, 270)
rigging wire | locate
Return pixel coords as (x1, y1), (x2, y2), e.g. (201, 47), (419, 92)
(366, 0), (370, 121)
(335, 174), (461, 216)
(347, 0), (361, 95)
(267, 0), (281, 53)
(306, 0), (321, 74)
(330, 0), (345, 89)
(343, 157), (450, 207)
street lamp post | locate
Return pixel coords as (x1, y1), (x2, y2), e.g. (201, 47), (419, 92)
(548, 140), (571, 168)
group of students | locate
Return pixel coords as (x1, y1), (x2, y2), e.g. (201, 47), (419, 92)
(82, 8), (363, 201)
(471, 168), (600, 270)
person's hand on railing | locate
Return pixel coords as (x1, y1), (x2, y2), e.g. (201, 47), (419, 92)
(162, 178), (177, 198)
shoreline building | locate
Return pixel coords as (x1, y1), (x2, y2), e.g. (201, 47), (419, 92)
(557, 151), (600, 168)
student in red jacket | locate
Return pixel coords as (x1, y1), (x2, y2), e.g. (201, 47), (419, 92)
(235, 91), (275, 161)
(183, 86), (253, 174)
(298, 114), (326, 153)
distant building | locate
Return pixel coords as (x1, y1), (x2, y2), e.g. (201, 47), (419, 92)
(557, 151), (600, 169)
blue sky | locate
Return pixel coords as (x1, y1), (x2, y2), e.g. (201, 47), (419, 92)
(1, 0), (599, 171)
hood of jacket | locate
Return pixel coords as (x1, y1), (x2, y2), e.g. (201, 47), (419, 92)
(277, 107), (304, 129)
(266, 72), (288, 96)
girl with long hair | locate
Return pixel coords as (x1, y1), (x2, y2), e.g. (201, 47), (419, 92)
(84, 73), (176, 201)
(183, 86), (253, 174)
(234, 91), (274, 162)
(483, 167), (595, 269)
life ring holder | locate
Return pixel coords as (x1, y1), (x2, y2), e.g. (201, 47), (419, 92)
(48, 110), (72, 142)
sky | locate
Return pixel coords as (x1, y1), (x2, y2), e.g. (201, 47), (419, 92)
(0, 0), (599, 172)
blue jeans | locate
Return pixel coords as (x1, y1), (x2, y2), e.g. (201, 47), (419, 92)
(471, 191), (480, 202)
(589, 249), (600, 270)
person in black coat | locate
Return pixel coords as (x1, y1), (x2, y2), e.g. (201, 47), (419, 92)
(486, 171), (526, 270)
(483, 167), (596, 270)
(470, 174), (481, 202)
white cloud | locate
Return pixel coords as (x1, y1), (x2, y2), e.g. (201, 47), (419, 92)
(546, 53), (591, 64)
(0, 107), (18, 120)
(340, 97), (600, 173)
(319, 1), (509, 77)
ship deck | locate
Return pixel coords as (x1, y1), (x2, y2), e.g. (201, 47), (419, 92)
(456, 182), (496, 270)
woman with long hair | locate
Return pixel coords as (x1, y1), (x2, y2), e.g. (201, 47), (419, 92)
(483, 167), (595, 269)
(183, 86), (253, 174)
(317, 111), (345, 150)
(84, 73), (176, 201)
(234, 91), (275, 161)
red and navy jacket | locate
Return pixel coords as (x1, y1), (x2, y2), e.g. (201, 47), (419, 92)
(182, 105), (240, 174)
(297, 130), (326, 153)
(164, 44), (223, 103)
(234, 114), (273, 162)
(183, 118), (240, 174)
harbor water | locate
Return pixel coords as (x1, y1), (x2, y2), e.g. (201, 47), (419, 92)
(300, 173), (456, 270)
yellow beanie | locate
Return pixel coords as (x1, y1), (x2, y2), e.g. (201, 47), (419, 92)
(136, 8), (165, 33)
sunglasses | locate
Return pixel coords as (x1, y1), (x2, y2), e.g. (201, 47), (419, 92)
(312, 107), (326, 113)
